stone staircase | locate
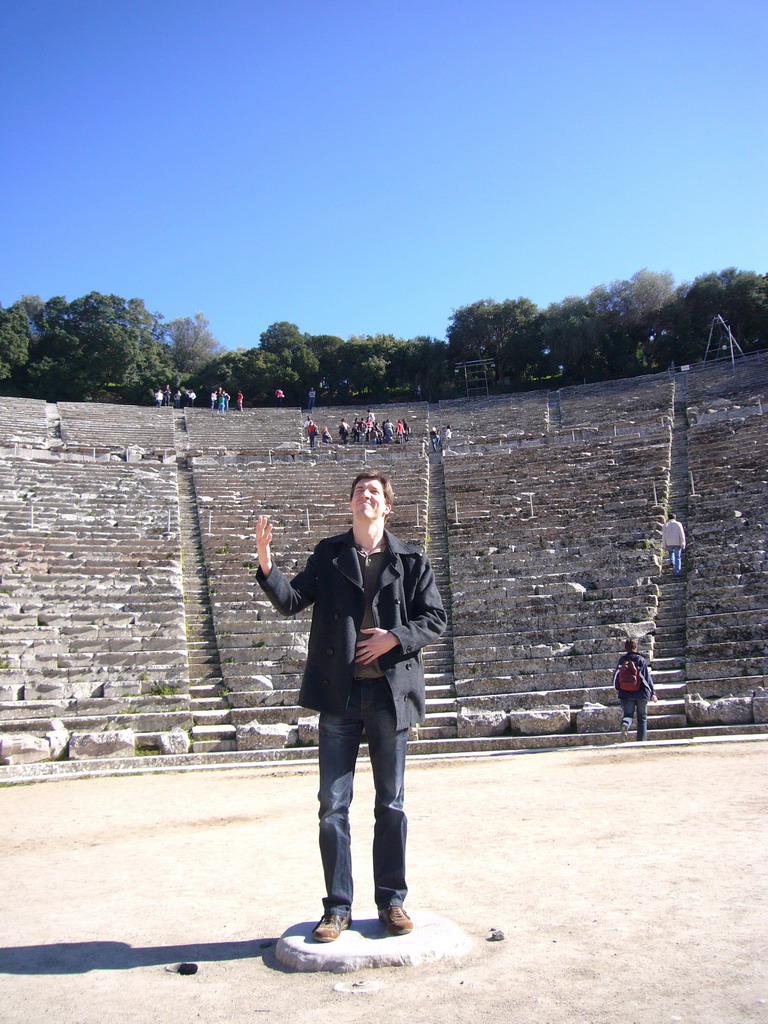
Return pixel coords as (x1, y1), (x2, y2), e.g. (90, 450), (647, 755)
(649, 577), (687, 731)
(669, 373), (690, 536)
(45, 403), (63, 446)
(422, 442), (457, 740)
(547, 390), (562, 432)
(175, 450), (235, 754)
(648, 372), (689, 732)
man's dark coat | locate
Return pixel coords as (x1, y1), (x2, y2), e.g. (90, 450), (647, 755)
(256, 529), (447, 730)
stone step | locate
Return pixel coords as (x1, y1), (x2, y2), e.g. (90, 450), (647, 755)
(190, 695), (229, 710)
(684, 678), (764, 698)
(427, 688), (457, 701)
(3, 728), (766, 780)
(425, 698), (458, 712)
(188, 655), (221, 668)
(647, 714), (688, 729)
(191, 723), (236, 741)
(423, 710), (457, 725)
(650, 669), (686, 683)
(418, 724), (457, 739)
(654, 687), (687, 702)
(190, 685), (227, 699)
(0, 710), (193, 733)
(192, 738), (238, 753)
(405, 723), (768, 756)
(193, 709), (232, 726)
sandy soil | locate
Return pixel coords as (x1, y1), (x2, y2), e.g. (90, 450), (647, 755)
(1, 741), (767, 1024)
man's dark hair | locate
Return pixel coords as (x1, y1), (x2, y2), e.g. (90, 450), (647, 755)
(624, 638), (639, 653)
(349, 471), (395, 508)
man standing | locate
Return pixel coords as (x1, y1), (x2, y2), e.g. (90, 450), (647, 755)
(255, 473), (446, 942)
(662, 512), (686, 576)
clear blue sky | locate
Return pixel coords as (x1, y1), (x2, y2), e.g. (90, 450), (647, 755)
(1, 0), (766, 348)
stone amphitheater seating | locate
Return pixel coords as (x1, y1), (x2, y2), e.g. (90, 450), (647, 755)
(444, 428), (673, 736)
(0, 397), (50, 448)
(559, 374), (674, 429)
(182, 402), (430, 455)
(684, 352), (768, 407)
(190, 452), (429, 748)
(437, 393), (549, 442)
(366, 401), (430, 431)
(58, 401), (176, 451)
(1, 360), (767, 772)
(685, 414), (768, 698)
(183, 406), (304, 453)
(0, 455), (190, 759)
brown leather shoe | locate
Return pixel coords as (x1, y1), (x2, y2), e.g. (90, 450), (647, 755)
(312, 913), (351, 943)
(378, 905), (413, 936)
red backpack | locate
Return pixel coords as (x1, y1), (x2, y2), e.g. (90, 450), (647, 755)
(618, 656), (642, 692)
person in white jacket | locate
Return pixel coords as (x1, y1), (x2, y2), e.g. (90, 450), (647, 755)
(662, 512), (686, 576)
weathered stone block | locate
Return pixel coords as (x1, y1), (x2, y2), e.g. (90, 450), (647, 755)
(25, 680), (102, 701)
(247, 675), (274, 691)
(47, 720), (69, 760)
(753, 690), (768, 724)
(69, 730), (136, 760)
(576, 702), (622, 733)
(685, 694), (753, 726)
(456, 709), (508, 738)
(0, 734), (52, 765)
(508, 706), (571, 735)
(297, 715), (320, 746)
(236, 720), (299, 750)
(158, 728), (191, 755)
(102, 681), (142, 698)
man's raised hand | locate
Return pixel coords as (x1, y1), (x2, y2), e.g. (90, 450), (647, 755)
(255, 515), (273, 576)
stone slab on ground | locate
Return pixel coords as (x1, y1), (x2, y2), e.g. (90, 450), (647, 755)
(275, 910), (472, 972)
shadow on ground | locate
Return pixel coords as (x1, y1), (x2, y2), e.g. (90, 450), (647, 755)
(0, 939), (282, 975)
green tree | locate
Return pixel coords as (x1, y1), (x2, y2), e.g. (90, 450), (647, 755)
(24, 292), (171, 401)
(307, 334), (346, 398)
(661, 269), (768, 366)
(165, 312), (223, 374)
(0, 304), (31, 381)
(447, 298), (540, 383)
(259, 322), (319, 401)
(407, 336), (450, 400)
(541, 296), (605, 381)
(199, 347), (287, 404)
(586, 270), (675, 375)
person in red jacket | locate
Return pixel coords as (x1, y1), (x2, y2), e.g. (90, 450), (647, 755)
(613, 638), (658, 741)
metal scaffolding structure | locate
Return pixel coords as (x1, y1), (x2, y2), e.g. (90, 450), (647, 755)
(454, 358), (495, 398)
(703, 315), (745, 368)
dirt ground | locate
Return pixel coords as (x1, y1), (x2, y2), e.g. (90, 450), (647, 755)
(1, 740), (767, 1024)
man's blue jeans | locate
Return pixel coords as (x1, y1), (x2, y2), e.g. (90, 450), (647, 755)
(318, 679), (408, 915)
(620, 694), (649, 741)
(667, 544), (682, 574)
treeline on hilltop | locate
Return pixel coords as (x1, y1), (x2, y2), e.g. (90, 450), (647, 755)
(1, 268), (766, 406)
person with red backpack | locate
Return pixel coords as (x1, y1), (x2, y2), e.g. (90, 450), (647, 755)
(613, 638), (657, 741)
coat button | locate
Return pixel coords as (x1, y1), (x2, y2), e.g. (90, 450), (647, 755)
(321, 679), (329, 687)
(326, 647), (334, 655)
(405, 663), (412, 670)
(334, 613), (340, 620)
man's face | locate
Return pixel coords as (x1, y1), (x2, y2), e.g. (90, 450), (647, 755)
(350, 478), (391, 523)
